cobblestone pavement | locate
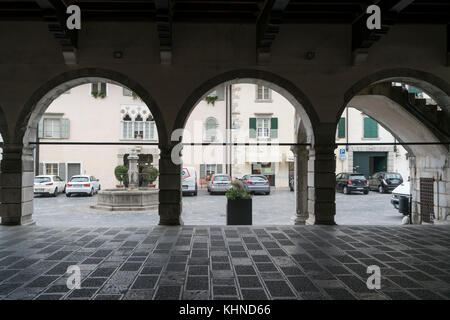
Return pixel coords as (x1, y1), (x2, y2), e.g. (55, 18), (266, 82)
(33, 189), (401, 227)
(0, 225), (449, 300)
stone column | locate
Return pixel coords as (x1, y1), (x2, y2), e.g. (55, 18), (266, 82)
(306, 123), (337, 225)
(158, 145), (182, 225)
(291, 145), (309, 224)
(0, 144), (35, 225)
(127, 148), (139, 189)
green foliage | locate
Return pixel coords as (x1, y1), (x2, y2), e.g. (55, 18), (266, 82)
(114, 165), (128, 185)
(225, 179), (252, 200)
(205, 95), (218, 105)
(92, 91), (106, 99)
(142, 167), (159, 184)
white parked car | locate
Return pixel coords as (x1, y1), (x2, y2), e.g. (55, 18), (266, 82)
(181, 167), (197, 196)
(34, 175), (66, 197)
(391, 181), (411, 210)
(66, 175), (101, 197)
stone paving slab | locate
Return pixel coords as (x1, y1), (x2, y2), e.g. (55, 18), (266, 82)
(0, 225), (449, 300)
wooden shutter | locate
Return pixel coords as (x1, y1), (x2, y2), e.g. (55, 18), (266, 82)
(60, 119), (70, 139)
(200, 164), (206, 179)
(338, 117), (345, 138)
(59, 163), (66, 181)
(101, 82), (107, 95)
(216, 86), (225, 101)
(249, 118), (256, 138)
(91, 83), (98, 94)
(39, 163), (44, 175)
(270, 117), (278, 138)
(217, 164), (223, 174)
(364, 117), (378, 138)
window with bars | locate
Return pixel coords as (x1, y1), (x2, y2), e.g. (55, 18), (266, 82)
(256, 85), (271, 101)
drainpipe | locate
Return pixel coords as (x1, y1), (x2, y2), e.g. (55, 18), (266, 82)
(345, 107), (349, 151)
(35, 124), (40, 175)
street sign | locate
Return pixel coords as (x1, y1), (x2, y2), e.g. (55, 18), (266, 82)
(339, 148), (346, 161)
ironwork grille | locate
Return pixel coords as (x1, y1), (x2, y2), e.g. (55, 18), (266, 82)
(420, 178), (434, 223)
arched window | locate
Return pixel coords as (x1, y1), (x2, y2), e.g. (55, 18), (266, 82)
(134, 114), (144, 139)
(205, 117), (218, 141)
(122, 114), (132, 139)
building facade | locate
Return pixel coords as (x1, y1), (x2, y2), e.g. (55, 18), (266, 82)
(335, 107), (410, 180)
(38, 83), (159, 189)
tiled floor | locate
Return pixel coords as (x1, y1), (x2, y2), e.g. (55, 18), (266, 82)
(0, 225), (449, 300)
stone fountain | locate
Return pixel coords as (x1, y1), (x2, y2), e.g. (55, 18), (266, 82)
(91, 147), (159, 211)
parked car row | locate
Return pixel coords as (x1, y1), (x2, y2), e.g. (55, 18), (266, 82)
(181, 167), (271, 196)
(34, 175), (101, 197)
(336, 171), (404, 195)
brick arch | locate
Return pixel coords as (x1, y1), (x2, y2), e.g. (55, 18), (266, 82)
(173, 69), (319, 145)
(15, 68), (168, 146)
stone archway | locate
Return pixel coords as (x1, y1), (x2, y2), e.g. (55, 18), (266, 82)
(339, 70), (450, 224)
(1, 68), (167, 226)
(171, 69), (320, 225)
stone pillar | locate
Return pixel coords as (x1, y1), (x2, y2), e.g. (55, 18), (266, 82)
(158, 145), (182, 225)
(127, 148), (139, 189)
(291, 145), (309, 224)
(0, 144), (35, 225)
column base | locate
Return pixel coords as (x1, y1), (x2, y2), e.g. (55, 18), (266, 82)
(1, 216), (36, 226)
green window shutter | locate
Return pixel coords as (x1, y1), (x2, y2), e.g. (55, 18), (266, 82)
(39, 163), (44, 175)
(200, 164), (206, 179)
(338, 117), (345, 138)
(38, 118), (44, 138)
(270, 117), (278, 138)
(217, 164), (222, 174)
(91, 83), (98, 94)
(249, 118), (256, 138)
(364, 117), (378, 138)
(60, 119), (70, 139)
(101, 82), (107, 95)
(215, 86), (225, 101)
(59, 163), (66, 181)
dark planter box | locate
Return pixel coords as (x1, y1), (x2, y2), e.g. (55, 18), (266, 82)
(227, 199), (252, 225)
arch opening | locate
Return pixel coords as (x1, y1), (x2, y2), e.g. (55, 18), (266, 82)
(3, 69), (167, 227)
(176, 73), (317, 226)
(335, 74), (450, 225)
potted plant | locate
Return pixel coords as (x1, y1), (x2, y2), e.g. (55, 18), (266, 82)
(142, 167), (159, 188)
(114, 165), (128, 188)
(205, 95), (218, 105)
(225, 179), (252, 225)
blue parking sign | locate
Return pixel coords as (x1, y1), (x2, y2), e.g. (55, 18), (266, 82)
(339, 148), (345, 155)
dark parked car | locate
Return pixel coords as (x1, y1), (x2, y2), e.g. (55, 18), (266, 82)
(369, 172), (403, 193)
(241, 174), (271, 195)
(336, 173), (369, 194)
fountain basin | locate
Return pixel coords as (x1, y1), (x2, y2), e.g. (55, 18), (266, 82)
(90, 188), (159, 211)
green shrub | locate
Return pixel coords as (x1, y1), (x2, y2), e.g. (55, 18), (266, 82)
(225, 179), (252, 200)
(114, 165), (128, 185)
(142, 167), (159, 184)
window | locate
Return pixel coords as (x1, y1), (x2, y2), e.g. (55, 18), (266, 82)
(205, 117), (218, 141)
(337, 117), (346, 138)
(45, 163), (58, 176)
(91, 82), (107, 96)
(200, 164), (223, 180)
(121, 113), (157, 140)
(256, 118), (270, 138)
(43, 118), (60, 138)
(256, 85), (271, 101)
(123, 88), (132, 96)
(363, 117), (378, 138)
(134, 115), (144, 139)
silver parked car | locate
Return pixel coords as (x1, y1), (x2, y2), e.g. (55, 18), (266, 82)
(207, 174), (232, 195)
(241, 174), (271, 195)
